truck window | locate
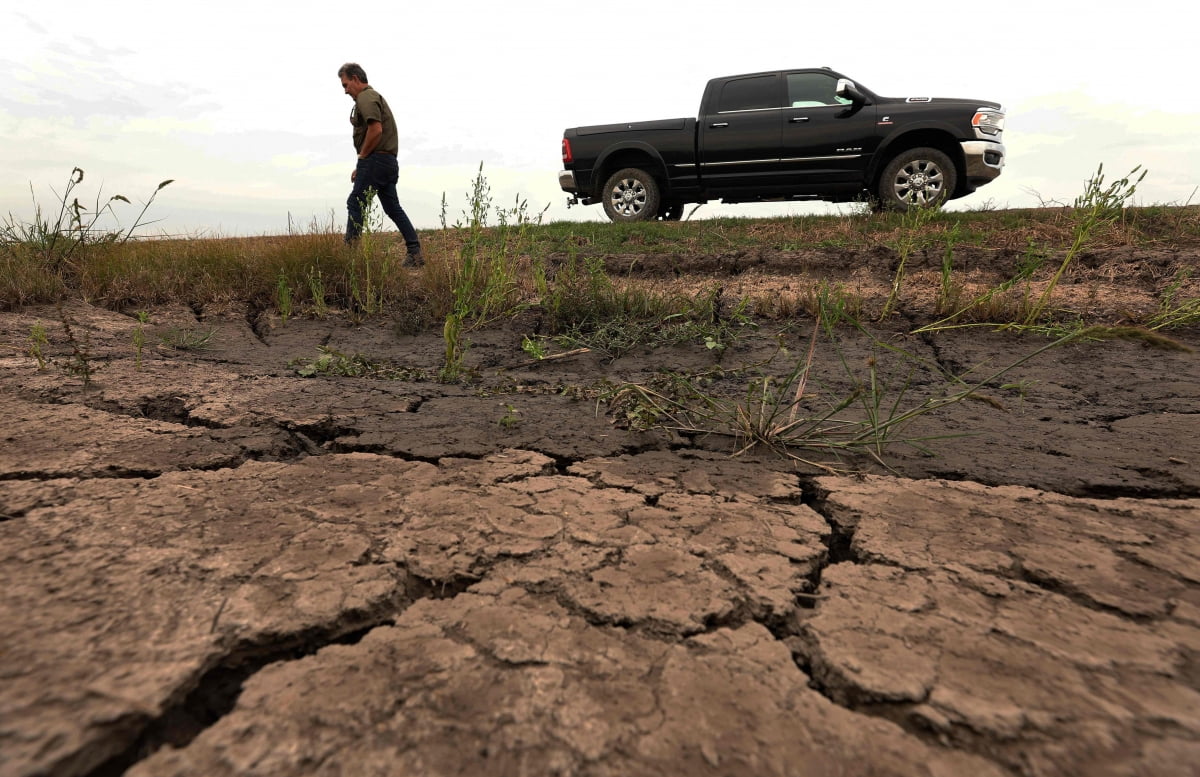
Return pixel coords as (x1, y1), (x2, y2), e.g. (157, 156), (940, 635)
(718, 76), (778, 113)
(786, 73), (851, 108)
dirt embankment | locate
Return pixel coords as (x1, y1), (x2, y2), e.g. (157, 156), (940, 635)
(1, 245), (1198, 777)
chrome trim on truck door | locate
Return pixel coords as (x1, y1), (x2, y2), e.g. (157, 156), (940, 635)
(702, 158), (783, 167)
(779, 154), (863, 163)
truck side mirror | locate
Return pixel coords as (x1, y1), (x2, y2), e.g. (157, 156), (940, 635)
(836, 78), (866, 105)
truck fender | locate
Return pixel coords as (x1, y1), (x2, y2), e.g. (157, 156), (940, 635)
(868, 120), (966, 183)
(593, 142), (670, 194)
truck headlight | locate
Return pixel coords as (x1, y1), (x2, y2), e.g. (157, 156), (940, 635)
(972, 110), (1005, 136)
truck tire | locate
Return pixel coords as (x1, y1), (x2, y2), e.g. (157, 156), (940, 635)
(602, 168), (660, 222)
(877, 148), (956, 211)
(658, 200), (684, 221)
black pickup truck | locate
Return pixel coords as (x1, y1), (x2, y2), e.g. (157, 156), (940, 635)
(558, 68), (1005, 221)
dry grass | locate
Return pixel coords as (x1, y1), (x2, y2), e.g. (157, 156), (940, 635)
(3, 198), (1199, 333)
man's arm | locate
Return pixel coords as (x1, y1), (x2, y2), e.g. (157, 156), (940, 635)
(358, 120), (383, 159)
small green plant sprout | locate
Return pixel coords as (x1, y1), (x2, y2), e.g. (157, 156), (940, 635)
(521, 336), (548, 360)
(498, 403), (522, 429)
(159, 327), (217, 351)
(935, 223), (963, 314)
(1000, 379), (1038, 401)
(27, 324), (49, 371)
(276, 272), (293, 324)
(293, 348), (358, 377)
(306, 266), (328, 317)
(291, 346), (426, 380)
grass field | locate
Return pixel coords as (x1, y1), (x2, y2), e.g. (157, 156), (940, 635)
(4, 167), (1199, 338)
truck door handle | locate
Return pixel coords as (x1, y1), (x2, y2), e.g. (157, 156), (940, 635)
(789, 117), (810, 123)
(709, 122), (729, 128)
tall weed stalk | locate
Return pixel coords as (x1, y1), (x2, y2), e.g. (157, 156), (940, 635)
(1023, 163), (1146, 325)
(439, 164), (539, 379)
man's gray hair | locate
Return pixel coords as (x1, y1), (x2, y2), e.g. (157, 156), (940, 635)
(338, 62), (368, 83)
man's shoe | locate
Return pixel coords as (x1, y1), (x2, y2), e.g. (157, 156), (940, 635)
(401, 250), (424, 268)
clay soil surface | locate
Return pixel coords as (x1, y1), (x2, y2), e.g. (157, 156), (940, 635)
(2, 243), (1199, 777)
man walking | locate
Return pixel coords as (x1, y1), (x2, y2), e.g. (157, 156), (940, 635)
(338, 62), (423, 266)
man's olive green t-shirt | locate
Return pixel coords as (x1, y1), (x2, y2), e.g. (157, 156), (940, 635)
(352, 86), (399, 155)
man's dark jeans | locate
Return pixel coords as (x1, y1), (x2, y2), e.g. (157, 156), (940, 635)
(345, 152), (421, 252)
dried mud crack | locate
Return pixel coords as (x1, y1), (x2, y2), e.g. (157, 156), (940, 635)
(86, 619), (396, 777)
(2, 297), (1198, 777)
(86, 563), (484, 777)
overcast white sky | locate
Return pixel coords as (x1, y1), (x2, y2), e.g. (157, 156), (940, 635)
(3, 1), (1198, 236)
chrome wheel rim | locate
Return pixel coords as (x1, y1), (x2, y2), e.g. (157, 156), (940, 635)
(892, 159), (945, 206)
(609, 178), (648, 217)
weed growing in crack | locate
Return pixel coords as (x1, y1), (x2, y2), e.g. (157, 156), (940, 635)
(521, 336), (548, 360)
(56, 303), (94, 389)
(291, 346), (427, 380)
(600, 297), (1164, 469)
(159, 327), (217, 351)
(27, 324), (48, 371)
(498, 403), (522, 429)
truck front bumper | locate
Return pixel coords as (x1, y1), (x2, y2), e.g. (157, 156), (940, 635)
(960, 141), (1005, 185)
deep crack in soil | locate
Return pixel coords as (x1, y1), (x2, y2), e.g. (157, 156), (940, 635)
(85, 620), (393, 777)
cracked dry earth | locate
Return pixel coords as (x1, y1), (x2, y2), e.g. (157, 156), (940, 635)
(1, 287), (1199, 777)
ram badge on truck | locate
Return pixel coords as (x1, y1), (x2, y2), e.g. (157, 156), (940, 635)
(559, 68), (1005, 221)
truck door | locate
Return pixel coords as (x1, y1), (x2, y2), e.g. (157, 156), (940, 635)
(698, 73), (783, 190)
(780, 72), (879, 185)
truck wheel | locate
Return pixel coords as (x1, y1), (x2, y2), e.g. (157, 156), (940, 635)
(602, 168), (660, 222)
(657, 200), (684, 221)
(877, 148), (956, 211)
